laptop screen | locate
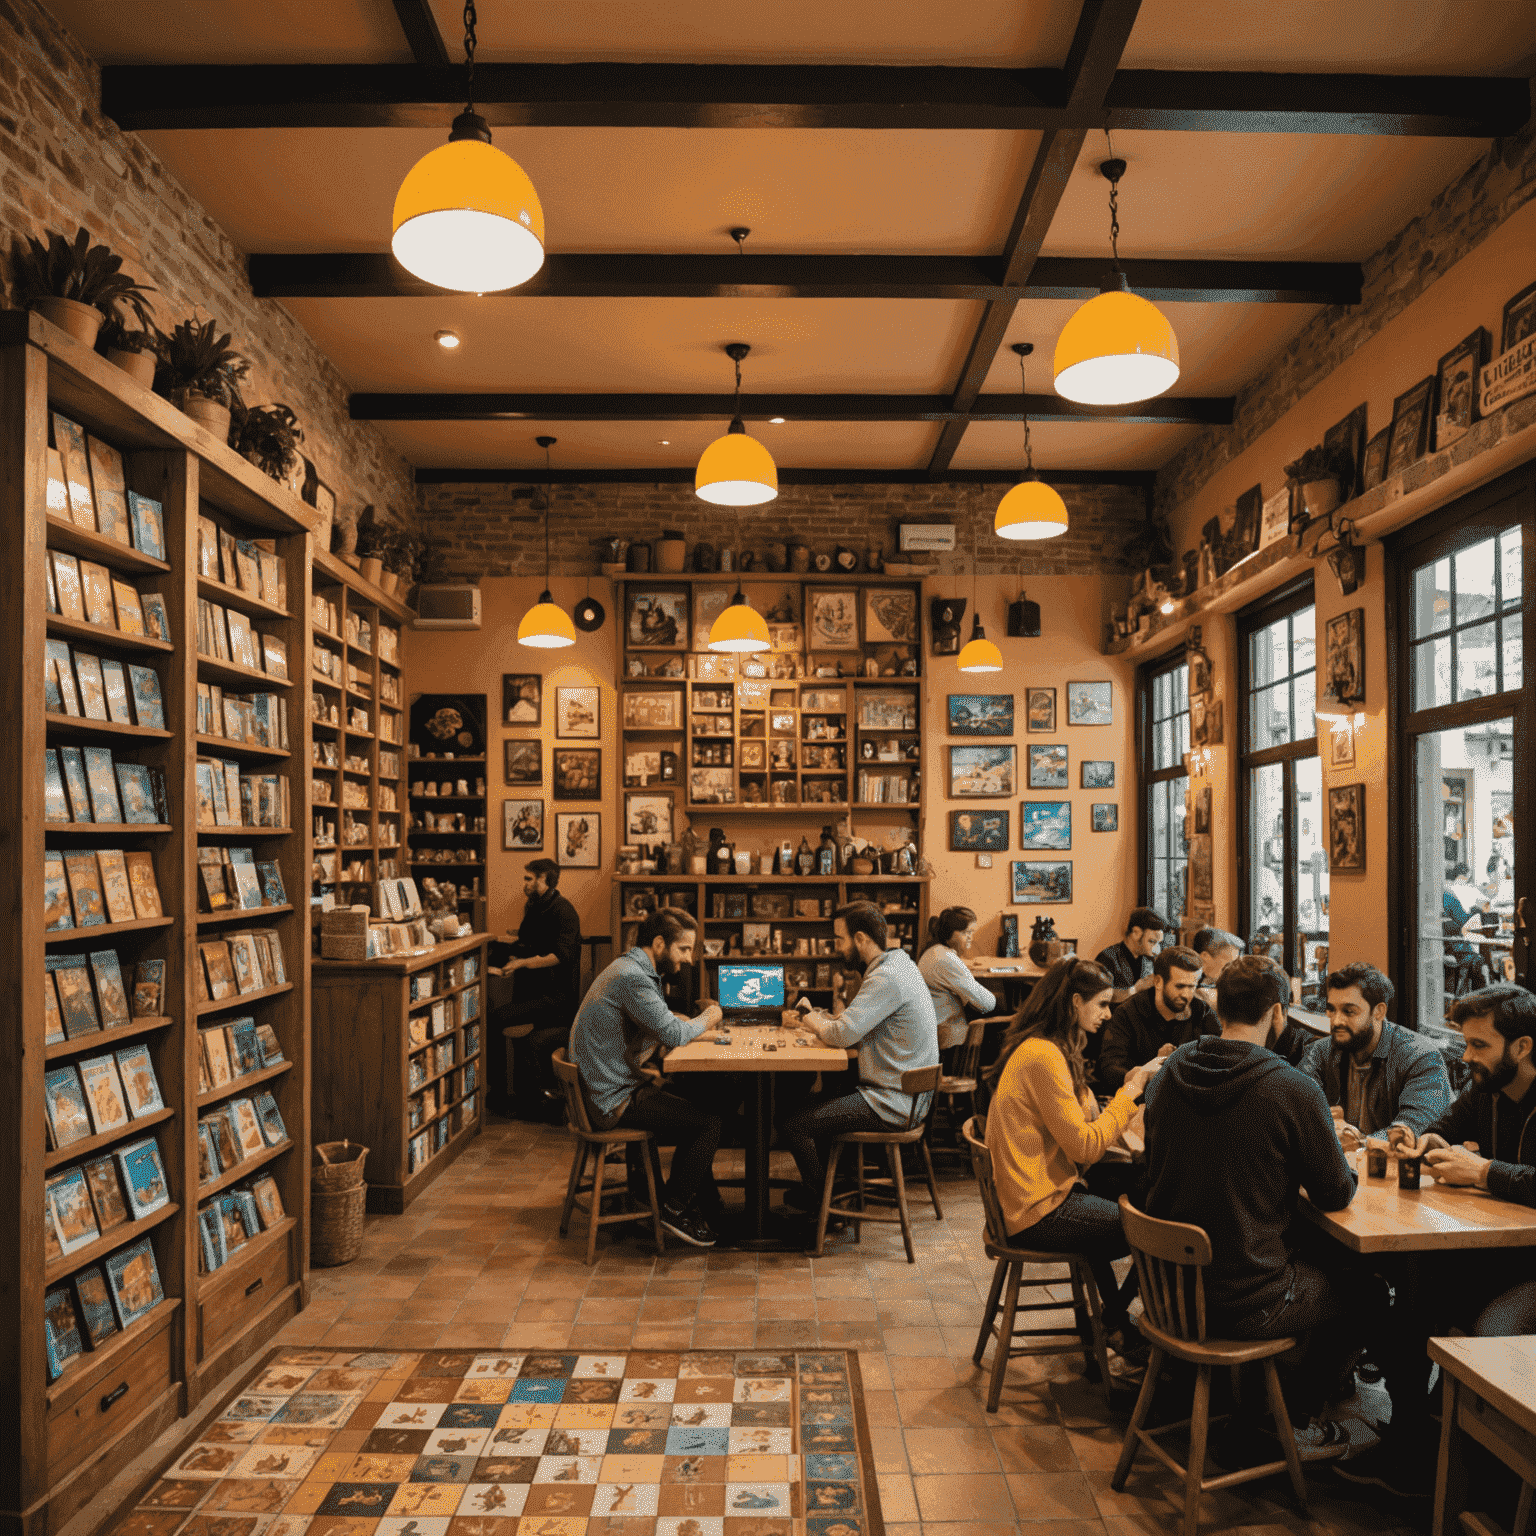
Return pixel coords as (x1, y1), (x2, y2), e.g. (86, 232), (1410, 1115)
(717, 964), (786, 1012)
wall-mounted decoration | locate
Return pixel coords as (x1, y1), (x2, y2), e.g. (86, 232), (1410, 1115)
(1385, 377), (1434, 480)
(947, 694), (1013, 736)
(1329, 783), (1366, 872)
(410, 692), (485, 756)
(1501, 279), (1536, 352)
(1191, 695), (1223, 747)
(1027, 743), (1068, 789)
(624, 792), (673, 843)
(1026, 688), (1056, 733)
(573, 594), (605, 632)
(502, 798), (544, 851)
(1007, 591), (1041, 637)
(949, 810), (1009, 852)
(900, 523), (955, 552)
(1322, 609), (1365, 706)
(502, 673), (541, 726)
(1193, 784), (1212, 835)
(556, 811), (601, 867)
(1231, 484), (1263, 562)
(1361, 426), (1391, 491)
(949, 744), (1017, 798)
(930, 597), (966, 655)
(863, 588), (918, 645)
(552, 747), (602, 800)
(626, 588), (689, 649)
(555, 685), (600, 739)
(1081, 759), (1114, 789)
(1019, 801), (1071, 851)
(693, 586), (733, 650)
(503, 739), (541, 785)
(1066, 681), (1112, 726)
(1329, 719), (1355, 768)
(1188, 836), (1213, 903)
(622, 690), (680, 729)
(1091, 803), (1118, 833)
(1259, 487), (1291, 549)
(1481, 281), (1536, 416)
(1323, 403), (1369, 499)
(1011, 860), (1072, 904)
(1433, 327), (1490, 452)
(809, 589), (859, 650)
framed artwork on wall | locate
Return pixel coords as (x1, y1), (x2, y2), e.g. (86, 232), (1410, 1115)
(1066, 681), (1112, 726)
(502, 673), (541, 726)
(1019, 801), (1071, 850)
(555, 685), (600, 739)
(626, 588), (689, 649)
(1385, 377), (1434, 479)
(555, 811), (601, 867)
(1011, 860), (1073, 904)
(693, 586), (734, 650)
(947, 694), (1013, 736)
(502, 798), (544, 851)
(1027, 743), (1068, 789)
(863, 588), (918, 645)
(552, 747), (602, 800)
(1322, 609), (1364, 706)
(809, 589), (860, 650)
(948, 745), (1017, 798)
(1091, 803), (1118, 832)
(1026, 688), (1056, 732)
(1081, 759), (1114, 789)
(623, 690), (681, 729)
(1433, 327), (1490, 452)
(1329, 783), (1365, 871)
(949, 810), (1009, 852)
(624, 792), (673, 843)
(503, 739), (541, 786)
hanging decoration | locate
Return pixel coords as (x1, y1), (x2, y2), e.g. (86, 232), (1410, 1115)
(517, 436), (575, 648)
(695, 343), (778, 506)
(994, 343), (1070, 540)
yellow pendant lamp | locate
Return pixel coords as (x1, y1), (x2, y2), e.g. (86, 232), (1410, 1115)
(696, 343), (778, 506)
(518, 436), (575, 649)
(391, 2), (545, 294)
(708, 592), (771, 652)
(1053, 156), (1179, 406)
(957, 521), (1003, 672)
(995, 342), (1069, 540)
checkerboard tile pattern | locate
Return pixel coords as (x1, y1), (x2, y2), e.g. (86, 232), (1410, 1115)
(113, 1349), (879, 1536)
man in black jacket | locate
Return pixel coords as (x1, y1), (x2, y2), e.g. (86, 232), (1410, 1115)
(1094, 906), (1169, 1003)
(1098, 945), (1215, 1092)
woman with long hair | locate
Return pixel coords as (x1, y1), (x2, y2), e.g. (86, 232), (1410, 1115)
(984, 955), (1163, 1352)
(917, 905), (996, 1049)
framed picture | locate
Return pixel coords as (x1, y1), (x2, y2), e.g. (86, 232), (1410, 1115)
(1501, 279), (1536, 352)
(808, 589), (860, 650)
(1066, 681), (1112, 726)
(1091, 803), (1118, 833)
(1433, 327), (1491, 452)
(502, 798), (544, 851)
(1323, 403), (1369, 498)
(1322, 608), (1364, 705)
(410, 693), (485, 756)
(1329, 718), (1356, 768)
(1193, 784), (1211, 835)
(693, 586), (734, 651)
(1385, 377), (1434, 480)
(1230, 483), (1263, 561)
(624, 792), (673, 843)
(1191, 696), (1223, 747)
(948, 744), (1016, 798)
(947, 694), (1013, 736)
(1019, 801), (1071, 851)
(502, 673), (541, 727)
(503, 739), (541, 786)
(1026, 688), (1056, 733)
(1189, 836), (1213, 903)
(622, 689), (681, 729)
(1081, 759), (1114, 789)
(1011, 860), (1073, 904)
(863, 587), (918, 645)
(949, 810), (1009, 852)
(1027, 743), (1068, 789)
(858, 689), (917, 730)
(1361, 425), (1392, 491)
(626, 588), (689, 649)
(1328, 783), (1365, 872)
(552, 747), (602, 800)
(740, 739), (765, 769)
(554, 685), (600, 739)
(555, 811), (601, 868)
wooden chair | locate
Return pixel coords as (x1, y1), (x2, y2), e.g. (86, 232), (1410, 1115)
(931, 1017), (999, 1160)
(552, 1049), (666, 1265)
(813, 1065), (944, 1263)
(962, 1115), (1114, 1411)
(1112, 1195), (1308, 1536)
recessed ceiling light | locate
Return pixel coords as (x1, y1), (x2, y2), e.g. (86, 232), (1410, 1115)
(434, 329), (461, 349)
(658, 439), (670, 445)
(769, 417), (786, 424)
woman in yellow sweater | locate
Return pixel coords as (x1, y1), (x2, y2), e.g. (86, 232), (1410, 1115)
(984, 955), (1164, 1349)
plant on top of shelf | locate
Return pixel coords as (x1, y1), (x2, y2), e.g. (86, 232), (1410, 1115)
(355, 517), (390, 588)
(231, 401), (305, 489)
(95, 313), (162, 388)
(8, 224), (157, 349)
(381, 532), (423, 597)
(154, 316), (250, 440)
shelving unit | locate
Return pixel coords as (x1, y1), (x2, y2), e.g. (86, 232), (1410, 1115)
(407, 693), (488, 934)
(0, 307), (314, 1533)
(310, 933), (487, 1212)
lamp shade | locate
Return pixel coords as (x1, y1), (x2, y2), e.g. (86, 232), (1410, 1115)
(392, 138), (546, 293)
(995, 477), (1069, 540)
(517, 590), (575, 648)
(695, 426), (778, 506)
(708, 593), (771, 653)
(957, 618), (1003, 673)
(1053, 288), (1180, 406)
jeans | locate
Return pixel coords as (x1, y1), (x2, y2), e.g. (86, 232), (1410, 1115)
(608, 1088), (722, 1212)
(783, 1090), (889, 1196)
(1477, 1279), (1536, 1337)
(1011, 1188), (1134, 1337)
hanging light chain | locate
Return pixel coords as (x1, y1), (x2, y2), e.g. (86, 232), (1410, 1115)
(1019, 349), (1035, 472)
(462, 0), (478, 111)
(543, 439), (553, 581)
(1104, 126), (1122, 267)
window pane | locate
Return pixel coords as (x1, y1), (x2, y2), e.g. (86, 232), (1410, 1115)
(1412, 634), (1453, 711)
(1293, 607), (1316, 678)
(1295, 755), (1329, 1007)
(1153, 670), (1169, 719)
(1176, 710), (1190, 761)
(1500, 526), (1522, 608)
(1154, 717), (1173, 770)
(1454, 538), (1498, 627)
(1147, 777), (1187, 926)
(1413, 556), (1452, 638)
(1457, 621), (1498, 701)
(1249, 617), (1287, 690)
(1249, 682), (1292, 750)
(1294, 669), (1317, 742)
(1249, 762), (1286, 954)
(1503, 609), (1523, 693)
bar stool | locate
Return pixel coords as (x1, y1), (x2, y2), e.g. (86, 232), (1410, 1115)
(1112, 1195), (1308, 1536)
(552, 1049), (666, 1265)
(930, 1017), (1001, 1161)
(812, 1065), (944, 1263)
(961, 1115), (1114, 1411)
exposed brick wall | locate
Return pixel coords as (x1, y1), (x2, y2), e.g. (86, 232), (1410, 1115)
(415, 480), (1150, 581)
(1155, 119), (1536, 522)
(0, 0), (415, 526)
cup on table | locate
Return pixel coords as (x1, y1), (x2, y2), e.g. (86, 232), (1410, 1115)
(1397, 1154), (1422, 1190)
(1365, 1139), (1389, 1178)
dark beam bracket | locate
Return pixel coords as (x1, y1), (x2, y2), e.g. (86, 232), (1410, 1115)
(412, 466), (1157, 487)
(388, 0), (449, 67)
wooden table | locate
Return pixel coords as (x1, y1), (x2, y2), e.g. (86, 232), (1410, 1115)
(1429, 1334), (1536, 1536)
(665, 1019), (848, 1247)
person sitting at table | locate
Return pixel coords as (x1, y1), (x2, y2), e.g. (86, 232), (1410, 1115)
(984, 955), (1164, 1359)
(917, 905), (997, 1050)
(1298, 962), (1450, 1149)
(569, 905), (724, 1249)
(1190, 926), (1243, 1006)
(782, 901), (940, 1212)
(1143, 955), (1370, 1456)
(1097, 945), (1215, 1093)
(1094, 906), (1169, 1003)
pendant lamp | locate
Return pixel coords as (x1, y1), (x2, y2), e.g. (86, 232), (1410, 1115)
(995, 343), (1069, 540)
(957, 522), (1003, 673)
(1053, 155), (1179, 406)
(517, 437), (575, 649)
(392, 1), (545, 294)
(695, 343), (778, 506)
(708, 511), (771, 652)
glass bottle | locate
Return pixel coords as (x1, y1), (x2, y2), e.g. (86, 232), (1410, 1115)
(796, 835), (815, 876)
(818, 825), (837, 875)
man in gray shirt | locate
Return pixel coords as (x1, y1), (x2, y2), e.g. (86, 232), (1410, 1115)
(783, 901), (940, 1210)
(569, 906), (724, 1246)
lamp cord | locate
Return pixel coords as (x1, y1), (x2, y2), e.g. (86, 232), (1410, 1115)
(544, 440), (553, 582)
(463, 0), (478, 113)
(732, 353), (743, 425)
(1019, 350), (1034, 473)
(1104, 127), (1122, 268)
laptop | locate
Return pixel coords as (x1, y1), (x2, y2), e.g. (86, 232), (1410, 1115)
(716, 963), (786, 1027)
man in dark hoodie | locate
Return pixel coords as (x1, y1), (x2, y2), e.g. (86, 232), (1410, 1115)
(1143, 954), (1369, 1448)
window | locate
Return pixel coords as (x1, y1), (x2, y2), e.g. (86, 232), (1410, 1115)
(1238, 580), (1326, 1004)
(1139, 652), (1190, 927)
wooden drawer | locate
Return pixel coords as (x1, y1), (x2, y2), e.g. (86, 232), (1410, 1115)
(198, 1223), (295, 1363)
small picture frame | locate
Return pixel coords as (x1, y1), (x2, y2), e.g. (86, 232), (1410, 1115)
(626, 588), (689, 649)
(1081, 759), (1114, 789)
(502, 673), (541, 727)
(1501, 278), (1536, 353)
(809, 589), (860, 650)
(1019, 801), (1072, 851)
(948, 744), (1017, 798)
(624, 792), (673, 843)
(1322, 404), (1369, 499)
(863, 587), (919, 645)
(503, 739), (541, 786)
(947, 694), (1013, 736)
(1066, 681), (1112, 726)
(552, 747), (602, 800)
(1025, 688), (1056, 733)
(739, 739), (765, 769)
(1329, 719), (1355, 768)
(693, 586), (734, 651)
(1361, 425), (1392, 491)
(949, 810), (1009, 852)
(622, 690), (681, 729)
(1385, 376), (1434, 480)
(555, 684), (600, 739)
(555, 811), (601, 868)
(1322, 608), (1365, 706)
(1433, 327), (1491, 452)
(1027, 743), (1068, 789)
(502, 798), (544, 851)
(1091, 803), (1118, 833)
(1328, 783), (1366, 872)
(1011, 860), (1073, 905)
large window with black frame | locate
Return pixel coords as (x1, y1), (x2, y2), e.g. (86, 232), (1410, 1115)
(1139, 650), (1190, 930)
(1238, 578), (1326, 1006)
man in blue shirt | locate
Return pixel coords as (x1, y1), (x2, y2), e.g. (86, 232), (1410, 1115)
(783, 901), (940, 1210)
(569, 906), (723, 1246)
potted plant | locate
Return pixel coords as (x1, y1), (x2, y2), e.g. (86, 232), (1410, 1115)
(1284, 443), (1353, 520)
(154, 317), (249, 439)
(355, 521), (388, 588)
(8, 225), (156, 347)
(230, 402), (304, 484)
(96, 315), (161, 387)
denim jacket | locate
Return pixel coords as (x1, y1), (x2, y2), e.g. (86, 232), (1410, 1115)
(1298, 1019), (1451, 1137)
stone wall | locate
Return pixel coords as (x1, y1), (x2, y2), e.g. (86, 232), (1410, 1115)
(0, 0), (415, 525)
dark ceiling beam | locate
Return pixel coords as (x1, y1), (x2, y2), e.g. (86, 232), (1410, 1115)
(251, 251), (1359, 305)
(98, 63), (1529, 137)
(388, 0), (449, 66)
(351, 391), (1233, 425)
(413, 466), (1156, 487)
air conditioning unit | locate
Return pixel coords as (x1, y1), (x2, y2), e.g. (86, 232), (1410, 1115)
(413, 584), (481, 630)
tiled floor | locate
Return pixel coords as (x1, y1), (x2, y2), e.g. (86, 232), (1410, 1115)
(273, 1117), (1423, 1536)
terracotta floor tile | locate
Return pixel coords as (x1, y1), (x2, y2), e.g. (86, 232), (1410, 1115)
(866, 1425), (908, 1473)
(882, 1328), (956, 1357)
(876, 1474), (920, 1524)
(902, 1428), (1003, 1476)
(695, 1298), (755, 1322)
(690, 1323), (757, 1349)
(638, 1298), (698, 1323)
(861, 1390), (901, 1428)
(912, 1472), (1017, 1523)
(566, 1324), (638, 1350)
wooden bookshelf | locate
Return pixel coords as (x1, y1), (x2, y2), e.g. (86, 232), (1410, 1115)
(406, 702), (488, 934)
(0, 307), (315, 1533)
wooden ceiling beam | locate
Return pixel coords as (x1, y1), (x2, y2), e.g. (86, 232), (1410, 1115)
(412, 466), (1156, 487)
(388, 0), (449, 67)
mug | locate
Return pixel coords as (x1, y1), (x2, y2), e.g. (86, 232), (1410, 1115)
(1397, 1155), (1422, 1190)
(1365, 1141), (1388, 1179)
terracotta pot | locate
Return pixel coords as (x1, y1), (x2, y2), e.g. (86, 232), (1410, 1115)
(379, 570), (400, 596)
(108, 348), (156, 387)
(1301, 476), (1343, 518)
(656, 531), (687, 573)
(35, 297), (102, 346)
(359, 555), (384, 586)
(180, 391), (231, 440)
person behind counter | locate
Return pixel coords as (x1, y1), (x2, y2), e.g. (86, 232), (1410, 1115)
(917, 905), (997, 1050)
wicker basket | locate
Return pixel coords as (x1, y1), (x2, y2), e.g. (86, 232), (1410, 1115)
(310, 1141), (369, 1267)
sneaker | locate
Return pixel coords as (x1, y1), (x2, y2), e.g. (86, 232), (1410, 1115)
(660, 1204), (718, 1248)
(1333, 1440), (1432, 1497)
(1289, 1418), (1353, 1463)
